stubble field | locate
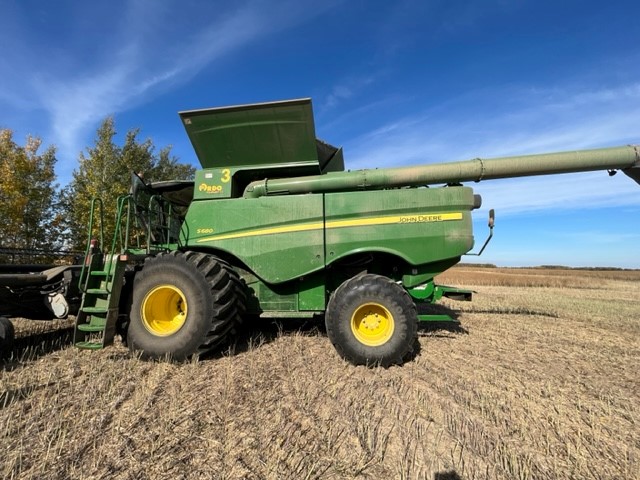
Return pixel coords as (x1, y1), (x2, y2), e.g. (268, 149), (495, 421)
(1, 266), (639, 479)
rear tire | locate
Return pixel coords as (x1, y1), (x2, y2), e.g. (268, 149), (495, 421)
(128, 251), (243, 360)
(325, 274), (417, 367)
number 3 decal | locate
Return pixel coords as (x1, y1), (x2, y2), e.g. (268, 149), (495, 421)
(221, 169), (231, 183)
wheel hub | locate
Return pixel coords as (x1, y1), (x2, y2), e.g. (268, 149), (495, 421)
(141, 285), (188, 336)
(350, 302), (395, 347)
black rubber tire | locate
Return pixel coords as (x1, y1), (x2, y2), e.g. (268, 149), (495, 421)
(325, 274), (418, 367)
(127, 251), (243, 360)
(0, 316), (15, 358)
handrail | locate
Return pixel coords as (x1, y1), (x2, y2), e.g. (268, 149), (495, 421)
(113, 195), (133, 255)
(78, 193), (180, 294)
(101, 195), (133, 284)
(78, 198), (105, 292)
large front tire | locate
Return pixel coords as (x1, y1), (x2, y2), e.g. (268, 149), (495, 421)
(325, 274), (418, 367)
(128, 251), (242, 360)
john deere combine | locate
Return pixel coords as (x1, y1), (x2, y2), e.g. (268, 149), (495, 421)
(73, 98), (640, 366)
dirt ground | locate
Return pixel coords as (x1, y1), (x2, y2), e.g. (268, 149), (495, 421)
(1, 267), (638, 479)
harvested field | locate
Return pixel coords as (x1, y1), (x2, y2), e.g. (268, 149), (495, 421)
(1, 267), (638, 479)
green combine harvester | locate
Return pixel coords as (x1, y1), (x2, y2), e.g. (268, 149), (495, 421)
(65, 98), (639, 366)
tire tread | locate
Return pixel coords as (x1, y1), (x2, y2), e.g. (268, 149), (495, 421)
(325, 273), (417, 367)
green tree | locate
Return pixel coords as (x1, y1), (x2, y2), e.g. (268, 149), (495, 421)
(0, 129), (63, 262)
(62, 117), (195, 250)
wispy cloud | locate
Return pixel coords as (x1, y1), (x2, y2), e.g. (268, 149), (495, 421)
(341, 83), (640, 215)
(471, 172), (639, 217)
(32, 5), (266, 165)
(321, 75), (377, 110)
(0, 0), (341, 177)
(348, 84), (640, 165)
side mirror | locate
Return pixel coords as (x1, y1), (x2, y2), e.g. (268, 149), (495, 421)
(467, 208), (496, 256)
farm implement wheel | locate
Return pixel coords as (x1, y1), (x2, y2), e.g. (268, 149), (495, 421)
(325, 274), (418, 367)
(141, 285), (188, 336)
(350, 302), (395, 347)
(0, 316), (14, 357)
(128, 251), (243, 360)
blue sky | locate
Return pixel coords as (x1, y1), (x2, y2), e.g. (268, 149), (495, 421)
(1, 0), (639, 267)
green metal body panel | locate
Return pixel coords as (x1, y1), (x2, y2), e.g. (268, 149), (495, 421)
(180, 99), (319, 171)
(181, 186), (475, 286)
(401, 258), (463, 288)
(179, 99), (345, 185)
(180, 183), (477, 314)
(184, 194), (325, 283)
(242, 273), (326, 314)
(323, 187), (474, 267)
(408, 283), (473, 303)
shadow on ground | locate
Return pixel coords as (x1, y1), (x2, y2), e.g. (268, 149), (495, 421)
(202, 314), (324, 360)
(204, 306), (470, 366)
(434, 470), (462, 480)
(417, 303), (469, 336)
(2, 305), (471, 367)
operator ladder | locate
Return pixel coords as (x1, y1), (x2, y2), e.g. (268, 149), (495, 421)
(74, 252), (126, 350)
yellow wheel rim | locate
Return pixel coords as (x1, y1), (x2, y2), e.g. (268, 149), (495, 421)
(141, 285), (188, 336)
(350, 302), (395, 347)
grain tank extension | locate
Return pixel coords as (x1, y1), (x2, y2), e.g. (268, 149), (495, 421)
(73, 98), (640, 366)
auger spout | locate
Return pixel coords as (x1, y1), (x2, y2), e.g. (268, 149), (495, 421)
(243, 145), (640, 198)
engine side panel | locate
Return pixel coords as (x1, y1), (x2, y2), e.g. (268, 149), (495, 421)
(183, 195), (325, 284)
(323, 187), (475, 268)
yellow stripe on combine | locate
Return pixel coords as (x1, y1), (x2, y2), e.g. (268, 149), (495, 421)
(196, 212), (463, 243)
(197, 221), (324, 242)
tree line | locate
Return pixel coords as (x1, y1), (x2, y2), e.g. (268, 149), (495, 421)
(0, 118), (195, 263)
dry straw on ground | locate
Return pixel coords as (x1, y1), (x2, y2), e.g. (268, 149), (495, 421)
(1, 267), (638, 479)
